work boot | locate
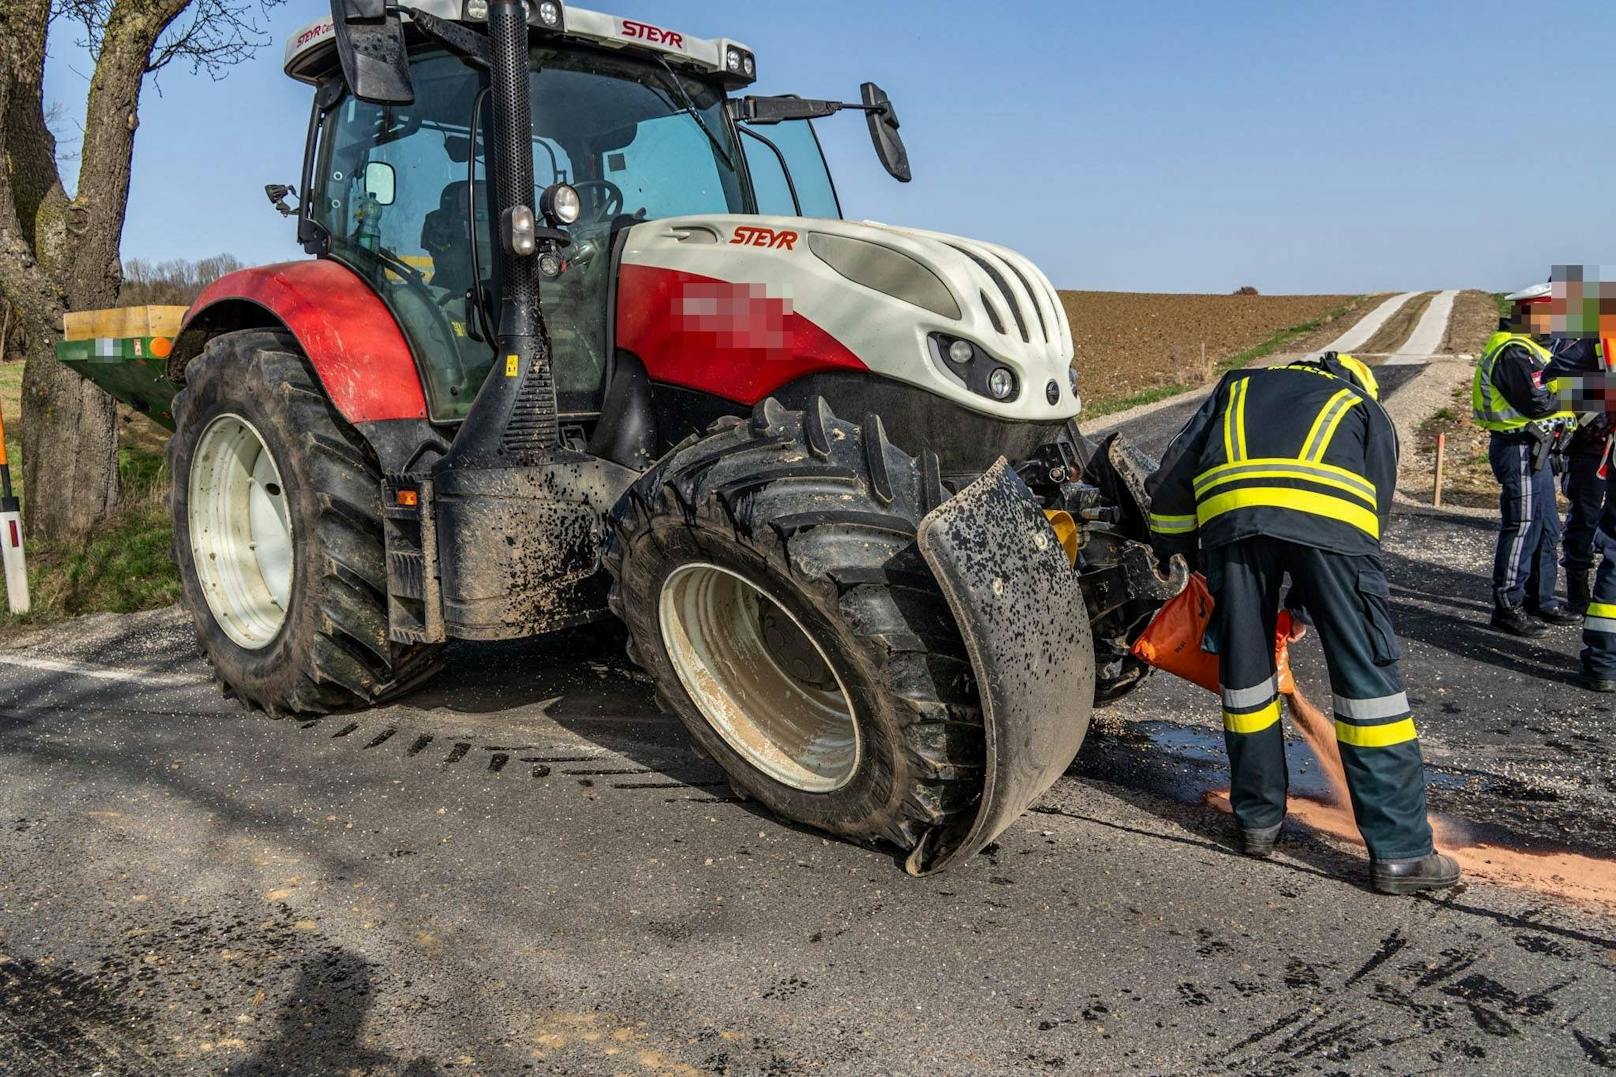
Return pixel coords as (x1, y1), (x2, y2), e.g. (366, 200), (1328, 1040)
(1371, 852), (1462, 895)
(1527, 601), (1583, 627)
(1577, 671), (1616, 694)
(1568, 570), (1594, 616)
(1237, 822), (1283, 858)
(1491, 605), (1550, 638)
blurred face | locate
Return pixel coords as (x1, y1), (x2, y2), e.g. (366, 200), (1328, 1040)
(1550, 266), (1613, 339)
(1524, 304), (1554, 335)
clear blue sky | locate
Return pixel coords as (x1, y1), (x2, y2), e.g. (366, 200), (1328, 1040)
(43, 0), (1615, 294)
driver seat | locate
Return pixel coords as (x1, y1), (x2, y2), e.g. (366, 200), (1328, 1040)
(420, 179), (488, 298)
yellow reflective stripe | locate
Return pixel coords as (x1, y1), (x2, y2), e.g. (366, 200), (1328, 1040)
(1222, 380), (1239, 463)
(1234, 378), (1249, 461)
(1588, 602), (1616, 620)
(1309, 395), (1362, 462)
(1194, 457), (1376, 500)
(1335, 717), (1418, 748)
(1224, 699), (1281, 734)
(1194, 468), (1377, 509)
(1149, 512), (1197, 535)
(1299, 389), (1353, 461)
(1198, 486), (1380, 540)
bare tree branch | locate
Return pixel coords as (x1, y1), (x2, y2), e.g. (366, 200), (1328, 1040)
(52, 0), (283, 79)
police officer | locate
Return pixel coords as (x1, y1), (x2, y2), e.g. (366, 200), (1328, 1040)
(1148, 352), (1459, 895)
(1473, 284), (1580, 636)
(1549, 335), (1611, 613)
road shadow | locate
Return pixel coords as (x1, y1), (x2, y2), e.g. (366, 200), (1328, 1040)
(225, 949), (440, 1077)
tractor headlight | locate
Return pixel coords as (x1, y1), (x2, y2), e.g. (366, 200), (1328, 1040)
(540, 183), (581, 226)
(930, 334), (1020, 403)
(534, 0), (564, 30)
(1067, 365), (1078, 395)
(807, 233), (961, 320)
(720, 44), (756, 83)
(462, 0), (487, 19)
(988, 368), (1015, 400)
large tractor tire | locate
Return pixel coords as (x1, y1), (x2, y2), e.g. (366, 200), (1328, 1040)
(605, 397), (986, 850)
(168, 330), (443, 714)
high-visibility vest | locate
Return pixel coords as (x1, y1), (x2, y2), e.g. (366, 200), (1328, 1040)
(1471, 331), (1573, 432)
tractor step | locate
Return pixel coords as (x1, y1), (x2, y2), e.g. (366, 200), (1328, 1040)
(381, 477), (445, 645)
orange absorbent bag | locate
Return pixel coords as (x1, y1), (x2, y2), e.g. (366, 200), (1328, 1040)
(1130, 573), (1295, 696)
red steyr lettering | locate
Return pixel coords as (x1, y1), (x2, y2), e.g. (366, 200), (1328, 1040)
(730, 227), (798, 251)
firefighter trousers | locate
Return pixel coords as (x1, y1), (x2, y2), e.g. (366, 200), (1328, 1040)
(1580, 471), (1616, 678)
(1205, 536), (1435, 861)
(1489, 435), (1560, 610)
(1563, 437), (1611, 574)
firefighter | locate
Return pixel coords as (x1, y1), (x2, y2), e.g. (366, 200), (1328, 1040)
(1579, 474), (1616, 692)
(1473, 284), (1580, 636)
(1147, 352), (1459, 894)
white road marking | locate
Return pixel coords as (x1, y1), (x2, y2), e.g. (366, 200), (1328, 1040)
(1319, 292), (1420, 353)
(0, 652), (208, 688)
(1383, 289), (1459, 364)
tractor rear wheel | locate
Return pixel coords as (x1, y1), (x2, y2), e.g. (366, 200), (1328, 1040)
(605, 398), (986, 850)
(168, 330), (442, 714)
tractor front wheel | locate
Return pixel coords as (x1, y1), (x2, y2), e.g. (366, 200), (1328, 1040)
(606, 398), (986, 851)
(168, 330), (442, 714)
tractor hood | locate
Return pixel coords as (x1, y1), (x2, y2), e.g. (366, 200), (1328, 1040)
(616, 215), (1081, 423)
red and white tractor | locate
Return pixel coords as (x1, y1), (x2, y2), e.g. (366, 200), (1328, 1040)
(62, 0), (1182, 873)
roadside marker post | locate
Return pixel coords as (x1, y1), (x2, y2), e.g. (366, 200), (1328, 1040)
(1432, 433), (1446, 508)
(0, 401), (28, 614)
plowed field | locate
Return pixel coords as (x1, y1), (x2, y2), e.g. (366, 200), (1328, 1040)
(1061, 291), (1372, 415)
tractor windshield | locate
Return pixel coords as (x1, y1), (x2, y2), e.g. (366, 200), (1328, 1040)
(312, 46), (746, 422)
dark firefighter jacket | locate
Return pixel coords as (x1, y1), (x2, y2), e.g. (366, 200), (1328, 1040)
(1145, 355), (1398, 566)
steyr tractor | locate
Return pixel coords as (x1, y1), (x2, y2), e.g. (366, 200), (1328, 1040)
(58, 0), (1183, 874)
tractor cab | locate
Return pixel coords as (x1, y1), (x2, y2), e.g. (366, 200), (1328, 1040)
(283, 4), (866, 430)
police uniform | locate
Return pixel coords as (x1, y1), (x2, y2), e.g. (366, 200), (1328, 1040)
(1550, 337), (1612, 611)
(1580, 478), (1616, 691)
(1472, 328), (1576, 626)
(1146, 353), (1439, 870)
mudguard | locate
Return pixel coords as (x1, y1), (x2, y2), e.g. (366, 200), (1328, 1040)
(909, 458), (1096, 875)
(176, 260), (428, 424)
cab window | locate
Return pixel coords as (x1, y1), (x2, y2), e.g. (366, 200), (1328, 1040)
(741, 118), (841, 219)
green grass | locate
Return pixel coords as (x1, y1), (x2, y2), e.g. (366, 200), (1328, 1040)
(1083, 383), (1193, 419)
(0, 445), (178, 633)
(0, 357), (179, 631)
(1493, 292), (1511, 318)
(1217, 297), (1363, 373)
(1081, 296), (1366, 420)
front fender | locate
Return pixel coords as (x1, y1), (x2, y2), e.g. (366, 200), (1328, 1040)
(909, 458), (1095, 875)
(177, 260), (427, 425)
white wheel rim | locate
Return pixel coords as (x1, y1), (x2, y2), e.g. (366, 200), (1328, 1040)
(658, 563), (860, 793)
(189, 413), (293, 650)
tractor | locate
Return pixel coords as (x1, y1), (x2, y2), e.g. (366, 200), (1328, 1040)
(57, 0), (1183, 874)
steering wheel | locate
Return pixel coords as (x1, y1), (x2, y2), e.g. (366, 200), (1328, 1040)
(570, 179), (623, 223)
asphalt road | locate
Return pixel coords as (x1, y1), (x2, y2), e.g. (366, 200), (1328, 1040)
(2, 367), (1614, 1074)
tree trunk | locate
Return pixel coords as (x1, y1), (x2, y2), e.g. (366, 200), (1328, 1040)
(0, 0), (190, 541)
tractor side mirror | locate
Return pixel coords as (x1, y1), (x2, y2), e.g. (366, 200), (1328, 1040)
(364, 162), (396, 205)
(861, 83), (911, 183)
(330, 0), (415, 105)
